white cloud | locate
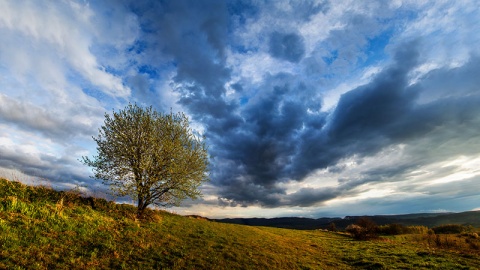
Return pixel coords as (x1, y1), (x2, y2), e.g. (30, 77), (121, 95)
(396, 0), (480, 69)
(228, 51), (298, 85)
(0, 0), (131, 98)
(422, 156), (480, 185)
(0, 1), (126, 190)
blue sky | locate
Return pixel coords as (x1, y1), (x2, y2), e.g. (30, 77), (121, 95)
(1, 0), (480, 218)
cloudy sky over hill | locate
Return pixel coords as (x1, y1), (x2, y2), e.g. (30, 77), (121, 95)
(1, 0), (479, 218)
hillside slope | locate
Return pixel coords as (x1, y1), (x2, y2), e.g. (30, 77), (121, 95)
(0, 178), (478, 269)
(216, 211), (480, 230)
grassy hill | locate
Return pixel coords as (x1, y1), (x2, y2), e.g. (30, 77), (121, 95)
(0, 178), (479, 269)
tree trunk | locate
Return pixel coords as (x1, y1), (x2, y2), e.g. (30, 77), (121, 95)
(137, 197), (147, 219)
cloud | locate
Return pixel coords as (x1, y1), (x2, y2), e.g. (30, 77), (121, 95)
(291, 43), (419, 180)
(125, 0), (238, 120)
(122, 0), (480, 211)
(0, 0), (139, 194)
(286, 187), (340, 207)
(1, 0), (480, 218)
(0, 134), (93, 187)
(295, 56), (480, 207)
(206, 71), (325, 207)
(0, 94), (101, 141)
(207, 40), (480, 207)
(0, 1), (132, 98)
(269, 32), (306, 63)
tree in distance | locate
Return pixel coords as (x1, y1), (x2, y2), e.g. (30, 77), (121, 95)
(83, 103), (209, 217)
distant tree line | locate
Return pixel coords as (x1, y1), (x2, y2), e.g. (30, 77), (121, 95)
(342, 217), (476, 240)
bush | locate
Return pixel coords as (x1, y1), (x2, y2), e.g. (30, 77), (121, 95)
(378, 224), (406, 235)
(346, 224), (363, 238)
(378, 224), (431, 235)
(405, 225), (429, 234)
(461, 232), (479, 239)
(432, 224), (467, 234)
(346, 217), (378, 240)
(327, 222), (337, 232)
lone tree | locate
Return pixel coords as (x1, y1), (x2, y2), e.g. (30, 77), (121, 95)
(83, 103), (209, 217)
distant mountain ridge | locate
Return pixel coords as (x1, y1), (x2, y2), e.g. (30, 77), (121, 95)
(213, 210), (480, 230)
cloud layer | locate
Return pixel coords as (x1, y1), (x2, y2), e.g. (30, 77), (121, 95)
(1, 0), (479, 217)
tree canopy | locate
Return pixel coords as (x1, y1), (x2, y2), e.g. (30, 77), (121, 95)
(83, 104), (209, 216)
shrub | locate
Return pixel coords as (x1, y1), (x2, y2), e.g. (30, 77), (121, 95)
(346, 217), (378, 240)
(432, 224), (467, 234)
(378, 223), (406, 235)
(405, 225), (429, 234)
(378, 224), (431, 235)
(327, 222), (337, 232)
(346, 224), (363, 238)
(461, 232), (479, 239)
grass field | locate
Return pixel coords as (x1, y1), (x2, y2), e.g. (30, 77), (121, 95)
(0, 178), (479, 269)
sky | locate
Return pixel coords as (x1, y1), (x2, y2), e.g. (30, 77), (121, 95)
(1, 0), (480, 219)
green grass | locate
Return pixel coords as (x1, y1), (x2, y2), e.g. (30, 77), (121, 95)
(0, 178), (479, 269)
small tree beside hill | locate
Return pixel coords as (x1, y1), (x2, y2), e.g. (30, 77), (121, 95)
(83, 103), (209, 217)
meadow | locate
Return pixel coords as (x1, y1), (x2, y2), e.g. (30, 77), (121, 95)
(0, 178), (478, 269)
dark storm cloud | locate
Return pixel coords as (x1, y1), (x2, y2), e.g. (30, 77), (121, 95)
(111, 0), (480, 209)
(291, 44), (420, 180)
(209, 43), (480, 207)
(130, 0), (230, 84)
(227, 0), (260, 26)
(126, 0), (242, 129)
(269, 32), (306, 63)
(124, 1), (317, 207)
(286, 187), (340, 207)
(293, 55), (480, 207)
(207, 73), (328, 207)
(121, 2), (480, 208)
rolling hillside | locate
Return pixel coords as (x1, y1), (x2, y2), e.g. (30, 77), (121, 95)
(0, 178), (479, 269)
(216, 211), (480, 230)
